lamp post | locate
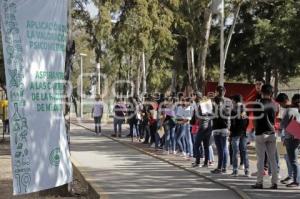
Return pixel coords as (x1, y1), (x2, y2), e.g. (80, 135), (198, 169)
(79, 53), (87, 118)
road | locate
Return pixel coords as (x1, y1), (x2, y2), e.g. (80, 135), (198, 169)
(70, 124), (241, 199)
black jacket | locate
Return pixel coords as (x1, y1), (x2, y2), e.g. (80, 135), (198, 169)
(230, 104), (249, 137)
(212, 97), (232, 130)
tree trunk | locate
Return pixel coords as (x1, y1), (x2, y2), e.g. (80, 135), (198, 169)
(224, 2), (242, 67)
(142, 51), (146, 94)
(136, 56), (141, 97)
(197, 7), (212, 93)
(265, 68), (272, 84)
(191, 47), (197, 91)
(171, 66), (177, 93)
(274, 67), (279, 97)
(186, 39), (192, 86)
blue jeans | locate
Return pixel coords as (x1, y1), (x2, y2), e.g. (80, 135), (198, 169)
(113, 118), (124, 135)
(284, 154), (293, 178)
(185, 124), (193, 156)
(214, 134), (228, 170)
(285, 138), (300, 183)
(164, 122), (176, 152)
(194, 127), (212, 164)
(176, 124), (187, 153)
(231, 136), (249, 173)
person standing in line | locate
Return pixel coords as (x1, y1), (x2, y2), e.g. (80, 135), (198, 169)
(211, 86), (232, 174)
(127, 97), (139, 140)
(192, 92), (213, 167)
(251, 84), (278, 189)
(277, 93), (300, 187)
(91, 95), (103, 136)
(175, 94), (187, 156)
(112, 98), (126, 138)
(229, 94), (250, 177)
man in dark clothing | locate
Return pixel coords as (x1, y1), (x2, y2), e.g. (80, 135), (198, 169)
(252, 84), (278, 190)
(230, 94), (249, 177)
(211, 86), (232, 174)
(192, 92), (213, 168)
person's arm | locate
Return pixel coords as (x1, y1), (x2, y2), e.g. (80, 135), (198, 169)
(91, 105), (94, 118)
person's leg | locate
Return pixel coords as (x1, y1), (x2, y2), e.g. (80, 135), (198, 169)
(144, 125), (150, 144)
(239, 137), (244, 166)
(240, 135), (250, 175)
(265, 134), (278, 186)
(113, 118), (118, 135)
(94, 117), (98, 134)
(284, 154), (293, 179)
(194, 132), (204, 165)
(229, 140), (233, 166)
(98, 117), (102, 133)
(214, 134), (222, 170)
(231, 136), (240, 174)
(129, 123), (134, 137)
(118, 119), (122, 137)
(176, 125), (185, 153)
(221, 135), (228, 170)
(286, 138), (300, 184)
(203, 130), (211, 166)
(164, 124), (170, 151)
(170, 126), (176, 152)
(254, 135), (267, 186)
(185, 124), (193, 157)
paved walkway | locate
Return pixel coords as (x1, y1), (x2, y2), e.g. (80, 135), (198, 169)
(70, 119), (300, 199)
(70, 124), (240, 199)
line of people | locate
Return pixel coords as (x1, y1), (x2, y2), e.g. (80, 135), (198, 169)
(92, 81), (300, 190)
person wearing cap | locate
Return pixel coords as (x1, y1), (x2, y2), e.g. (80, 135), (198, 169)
(192, 92), (213, 167)
(91, 94), (103, 135)
(211, 85), (232, 174)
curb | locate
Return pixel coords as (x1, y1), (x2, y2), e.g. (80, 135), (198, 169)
(72, 122), (252, 199)
(71, 158), (102, 199)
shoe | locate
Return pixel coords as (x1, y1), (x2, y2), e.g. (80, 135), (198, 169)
(142, 141), (149, 144)
(163, 150), (170, 155)
(228, 165), (233, 170)
(211, 169), (222, 174)
(251, 183), (263, 189)
(222, 168), (227, 174)
(173, 151), (177, 155)
(126, 134), (132, 138)
(244, 171), (250, 177)
(209, 161), (214, 166)
(281, 177), (292, 184)
(269, 184), (278, 190)
(111, 134), (117, 137)
(118, 134), (122, 138)
(230, 172), (238, 177)
(239, 165), (244, 170)
(192, 162), (200, 168)
(286, 182), (299, 188)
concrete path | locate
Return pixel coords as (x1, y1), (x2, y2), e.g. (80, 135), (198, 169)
(70, 124), (241, 199)
(70, 119), (300, 199)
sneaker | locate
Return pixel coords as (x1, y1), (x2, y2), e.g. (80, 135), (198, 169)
(150, 143), (155, 148)
(111, 134), (117, 137)
(192, 162), (200, 168)
(244, 171), (250, 177)
(239, 165), (244, 170)
(118, 134), (122, 138)
(281, 177), (292, 184)
(228, 165), (233, 170)
(251, 183), (263, 189)
(269, 184), (278, 190)
(162, 150), (170, 155)
(221, 168), (227, 174)
(173, 151), (177, 155)
(286, 182), (299, 188)
(230, 171), (238, 177)
(209, 161), (214, 166)
(211, 169), (222, 174)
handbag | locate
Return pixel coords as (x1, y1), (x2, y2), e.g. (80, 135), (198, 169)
(286, 119), (300, 139)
